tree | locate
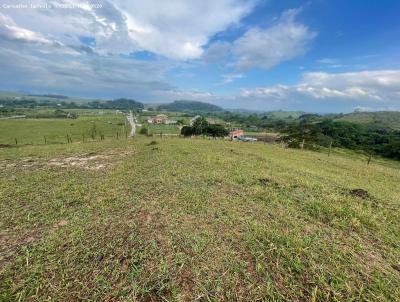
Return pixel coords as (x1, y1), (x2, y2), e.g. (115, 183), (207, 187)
(181, 126), (193, 136)
(192, 116), (208, 135)
(205, 124), (229, 137)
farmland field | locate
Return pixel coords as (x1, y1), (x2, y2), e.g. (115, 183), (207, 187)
(0, 121), (399, 301)
(147, 124), (181, 135)
(0, 114), (127, 145)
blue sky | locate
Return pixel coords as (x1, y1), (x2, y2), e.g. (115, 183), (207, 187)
(0, 0), (400, 112)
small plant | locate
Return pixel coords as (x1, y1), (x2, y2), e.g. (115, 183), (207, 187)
(89, 123), (97, 140)
(139, 127), (149, 135)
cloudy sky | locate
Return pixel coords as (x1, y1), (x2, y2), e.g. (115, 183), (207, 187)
(0, 0), (400, 112)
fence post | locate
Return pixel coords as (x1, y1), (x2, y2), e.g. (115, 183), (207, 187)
(301, 139), (305, 150)
(328, 140), (332, 157)
(44, 136), (47, 144)
(82, 134), (85, 143)
(367, 153), (372, 165)
(15, 138), (18, 145)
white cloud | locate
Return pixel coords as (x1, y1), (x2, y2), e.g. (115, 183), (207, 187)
(0, 44), (174, 99)
(301, 70), (400, 90)
(317, 58), (344, 68)
(153, 89), (214, 101)
(119, 0), (255, 59)
(231, 8), (316, 70)
(0, 0), (256, 99)
(0, 12), (53, 45)
(220, 73), (243, 84)
(203, 41), (232, 63)
(1, 0), (255, 59)
(240, 70), (400, 107)
(317, 58), (336, 64)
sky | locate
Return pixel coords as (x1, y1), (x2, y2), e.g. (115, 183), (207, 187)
(0, 0), (400, 112)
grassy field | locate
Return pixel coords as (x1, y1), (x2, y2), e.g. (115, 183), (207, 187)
(147, 124), (181, 135)
(0, 132), (399, 301)
(0, 114), (127, 145)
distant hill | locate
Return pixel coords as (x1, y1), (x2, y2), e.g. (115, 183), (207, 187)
(264, 110), (306, 120)
(0, 91), (144, 110)
(28, 94), (69, 99)
(88, 98), (144, 110)
(336, 111), (400, 130)
(0, 91), (97, 105)
(158, 100), (224, 112)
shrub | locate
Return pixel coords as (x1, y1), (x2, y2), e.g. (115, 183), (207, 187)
(139, 127), (148, 135)
(181, 126), (193, 137)
(205, 124), (229, 137)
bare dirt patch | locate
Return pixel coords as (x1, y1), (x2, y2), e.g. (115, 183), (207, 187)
(350, 188), (370, 199)
(0, 149), (134, 171)
(258, 178), (271, 186)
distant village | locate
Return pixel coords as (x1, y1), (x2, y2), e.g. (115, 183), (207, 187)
(145, 114), (177, 125)
(140, 113), (254, 141)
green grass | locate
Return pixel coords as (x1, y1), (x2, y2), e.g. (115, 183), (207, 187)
(147, 124), (181, 135)
(0, 114), (127, 145)
(0, 135), (399, 301)
(244, 131), (279, 136)
(336, 111), (400, 130)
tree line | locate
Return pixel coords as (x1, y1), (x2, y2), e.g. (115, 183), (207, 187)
(181, 116), (229, 137)
(281, 120), (400, 160)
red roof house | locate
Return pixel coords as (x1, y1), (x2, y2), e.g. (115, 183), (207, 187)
(229, 130), (244, 138)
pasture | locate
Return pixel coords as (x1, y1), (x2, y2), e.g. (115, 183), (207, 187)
(0, 114), (127, 146)
(0, 121), (399, 300)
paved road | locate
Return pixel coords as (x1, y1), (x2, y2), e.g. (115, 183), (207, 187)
(127, 111), (136, 137)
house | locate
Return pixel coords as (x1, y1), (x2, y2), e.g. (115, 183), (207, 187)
(146, 114), (169, 124)
(154, 114), (168, 124)
(229, 129), (244, 139)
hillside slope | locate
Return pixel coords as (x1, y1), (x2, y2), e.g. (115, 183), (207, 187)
(0, 137), (399, 301)
(158, 100), (224, 112)
(336, 111), (400, 130)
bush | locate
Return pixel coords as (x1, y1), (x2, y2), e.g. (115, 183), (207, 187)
(181, 126), (193, 137)
(205, 124), (229, 137)
(139, 127), (148, 135)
